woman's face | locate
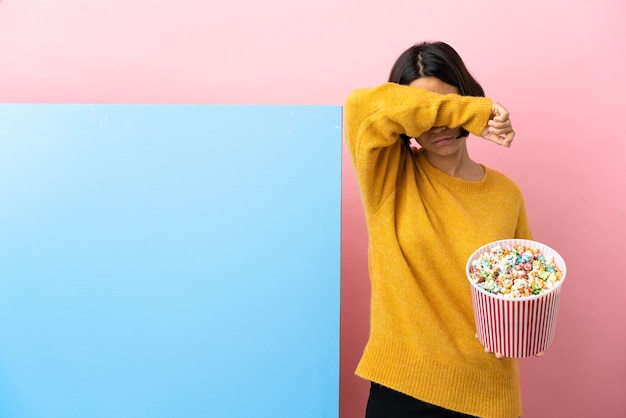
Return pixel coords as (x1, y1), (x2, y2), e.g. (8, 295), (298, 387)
(408, 76), (464, 154)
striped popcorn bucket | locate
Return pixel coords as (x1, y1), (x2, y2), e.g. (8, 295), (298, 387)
(466, 239), (567, 358)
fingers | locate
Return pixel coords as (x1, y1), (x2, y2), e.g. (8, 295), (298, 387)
(483, 345), (506, 359)
(477, 334), (507, 359)
(481, 126), (515, 147)
(487, 119), (512, 135)
(489, 122), (515, 147)
(483, 345), (545, 359)
(491, 102), (510, 122)
(481, 101), (515, 147)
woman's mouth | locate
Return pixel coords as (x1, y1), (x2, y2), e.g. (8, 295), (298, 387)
(432, 136), (455, 145)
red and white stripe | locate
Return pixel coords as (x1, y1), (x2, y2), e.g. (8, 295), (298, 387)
(467, 238), (567, 358)
(472, 287), (562, 357)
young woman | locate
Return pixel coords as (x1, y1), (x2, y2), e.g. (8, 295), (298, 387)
(344, 41), (533, 418)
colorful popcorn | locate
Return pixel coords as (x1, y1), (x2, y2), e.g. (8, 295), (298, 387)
(468, 244), (564, 298)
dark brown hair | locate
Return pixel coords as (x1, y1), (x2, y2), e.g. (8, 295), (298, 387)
(389, 42), (484, 139)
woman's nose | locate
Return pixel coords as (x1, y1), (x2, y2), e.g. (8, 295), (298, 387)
(430, 126), (446, 133)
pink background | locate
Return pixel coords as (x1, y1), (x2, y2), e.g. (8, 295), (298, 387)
(1, 1), (625, 417)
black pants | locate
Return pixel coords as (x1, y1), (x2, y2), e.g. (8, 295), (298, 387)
(365, 382), (478, 418)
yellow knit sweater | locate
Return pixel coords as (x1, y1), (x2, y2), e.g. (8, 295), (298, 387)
(344, 83), (533, 418)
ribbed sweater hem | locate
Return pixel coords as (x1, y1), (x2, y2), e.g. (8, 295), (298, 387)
(355, 331), (522, 418)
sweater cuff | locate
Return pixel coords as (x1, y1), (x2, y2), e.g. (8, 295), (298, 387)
(431, 94), (492, 137)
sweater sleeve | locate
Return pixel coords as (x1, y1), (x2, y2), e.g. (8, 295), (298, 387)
(343, 82), (493, 213)
(515, 196), (534, 240)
